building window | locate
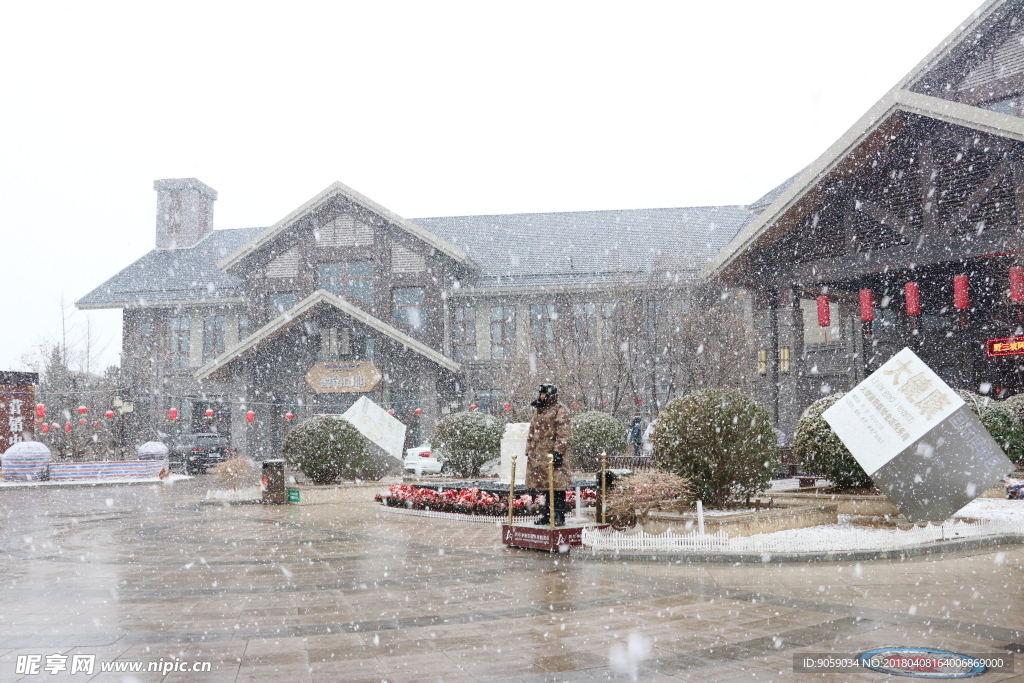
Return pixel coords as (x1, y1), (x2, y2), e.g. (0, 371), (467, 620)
(320, 327), (351, 359)
(318, 261), (374, 306)
(474, 389), (502, 414)
(139, 319), (154, 354)
(984, 95), (1024, 118)
(169, 316), (190, 371)
(491, 306), (516, 359)
(600, 303), (616, 340)
(268, 293), (298, 319)
(238, 313), (250, 340)
(530, 304), (556, 354)
(572, 302), (598, 339)
(393, 288), (426, 332)
(453, 306), (476, 361)
(203, 315), (225, 363)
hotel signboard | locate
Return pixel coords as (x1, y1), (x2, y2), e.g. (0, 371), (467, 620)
(987, 336), (1024, 357)
(305, 361), (382, 394)
(823, 348), (1013, 522)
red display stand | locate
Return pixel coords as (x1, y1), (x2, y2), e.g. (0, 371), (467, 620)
(501, 522), (606, 552)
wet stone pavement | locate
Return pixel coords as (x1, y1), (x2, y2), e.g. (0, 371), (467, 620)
(2, 479), (1024, 682)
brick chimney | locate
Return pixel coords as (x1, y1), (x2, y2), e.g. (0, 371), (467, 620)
(154, 178), (217, 249)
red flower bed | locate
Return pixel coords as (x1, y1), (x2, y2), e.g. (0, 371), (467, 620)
(375, 484), (596, 517)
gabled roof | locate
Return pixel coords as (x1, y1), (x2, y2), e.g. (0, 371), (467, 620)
(195, 289), (460, 380)
(704, 0), (1024, 283)
(77, 228), (262, 309)
(219, 181), (477, 273)
(410, 205), (754, 288)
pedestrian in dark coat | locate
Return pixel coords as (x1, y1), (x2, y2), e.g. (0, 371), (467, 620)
(525, 383), (573, 526)
(628, 416), (643, 458)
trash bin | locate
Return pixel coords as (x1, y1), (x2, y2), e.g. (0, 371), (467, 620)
(262, 459), (287, 504)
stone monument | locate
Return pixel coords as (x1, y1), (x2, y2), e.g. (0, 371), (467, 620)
(498, 422), (529, 485)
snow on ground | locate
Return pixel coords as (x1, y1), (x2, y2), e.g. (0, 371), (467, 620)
(953, 496), (1024, 522)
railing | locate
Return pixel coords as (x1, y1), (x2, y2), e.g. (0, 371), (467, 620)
(575, 455), (652, 471)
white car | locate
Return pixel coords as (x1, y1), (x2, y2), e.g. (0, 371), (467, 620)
(404, 443), (444, 475)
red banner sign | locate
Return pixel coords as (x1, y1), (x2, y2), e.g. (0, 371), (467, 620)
(987, 336), (1024, 356)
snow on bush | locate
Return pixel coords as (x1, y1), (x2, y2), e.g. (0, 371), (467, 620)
(430, 411), (503, 477)
(282, 415), (371, 484)
(961, 390), (1024, 464)
(793, 393), (871, 491)
(604, 470), (694, 529)
(652, 388), (779, 507)
(569, 411), (626, 468)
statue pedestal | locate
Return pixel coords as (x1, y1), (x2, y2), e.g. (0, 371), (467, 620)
(498, 422), (529, 485)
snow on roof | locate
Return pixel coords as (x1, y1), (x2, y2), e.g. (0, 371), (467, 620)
(77, 227), (262, 308)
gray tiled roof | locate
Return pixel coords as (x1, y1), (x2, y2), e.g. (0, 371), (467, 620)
(77, 228), (262, 307)
(410, 206), (755, 287)
(748, 171), (802, 213)
(78, 204), (757, 307)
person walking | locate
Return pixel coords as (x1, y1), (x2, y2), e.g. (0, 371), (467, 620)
(525, 384), (573, 526)
(627, 416), (643, 459)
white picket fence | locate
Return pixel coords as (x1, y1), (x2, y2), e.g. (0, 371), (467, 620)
(582, 518), (1024, 554)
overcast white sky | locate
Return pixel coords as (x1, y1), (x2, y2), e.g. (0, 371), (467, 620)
(0, 0), (982, 374)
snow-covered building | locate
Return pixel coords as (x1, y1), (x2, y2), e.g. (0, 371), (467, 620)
(78, 179), (753, 454)
(708, 0), (1024, 434)
(79, 0), (1024, 453)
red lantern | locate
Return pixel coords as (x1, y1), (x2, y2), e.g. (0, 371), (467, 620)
(1011, 266), (1024, 304)
(205, 408), (214, 418)
(77, 406), (88, 415)
(78, 418), (87, 426)
(858, 289), (874, 322)
(954, 274), (969, 311)
(285, 412), (294, 421)
(51, 422), (60, 431)
(387, 409), (395, 416)
(816, 296), (830, 327)
(104, 410), (115, 420)
(503, 403), (512, 412)
(35, 403), (45, 420)
(469, 404), (477, 411)
(168, 408), (178, 422)
(414, 408), (423, 415)
(246, 410), (255, 424)
(636, 397), (643, 407)
(64, 422), (72, 432)
(92, 421), (100, 428)
(905, 282), (921, 317)
(40, 423), (49, 434)
(572, 401), (579, 411)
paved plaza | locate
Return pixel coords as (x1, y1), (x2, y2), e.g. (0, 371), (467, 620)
(2, 479), (1024, 681)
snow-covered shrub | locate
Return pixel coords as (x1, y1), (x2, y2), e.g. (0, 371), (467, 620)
(961, 391), (1024, 464)
(569, 411), (626, 469)
(652, 388), (778, 507)
(604, 470), (694, 529)
(282, 415), (370, 484)
(793, 394), (871, 490)
(430, 411), (503, 477)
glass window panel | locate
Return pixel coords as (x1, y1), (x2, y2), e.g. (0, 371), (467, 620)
(393, 287), (426, 332)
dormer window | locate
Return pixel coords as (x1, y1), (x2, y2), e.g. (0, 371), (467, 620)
(983, 94), (1024, 117)
(318, 261), (374, 306)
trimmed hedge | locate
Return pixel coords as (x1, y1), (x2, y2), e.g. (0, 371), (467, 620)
(960, 390), (1024, 464)
(569, 411), (627, 468)
(792, 394), (871, 490)
(430, 411), (504, 477)
(652, 388), (779, 508)
(282, 415), (372, 484)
